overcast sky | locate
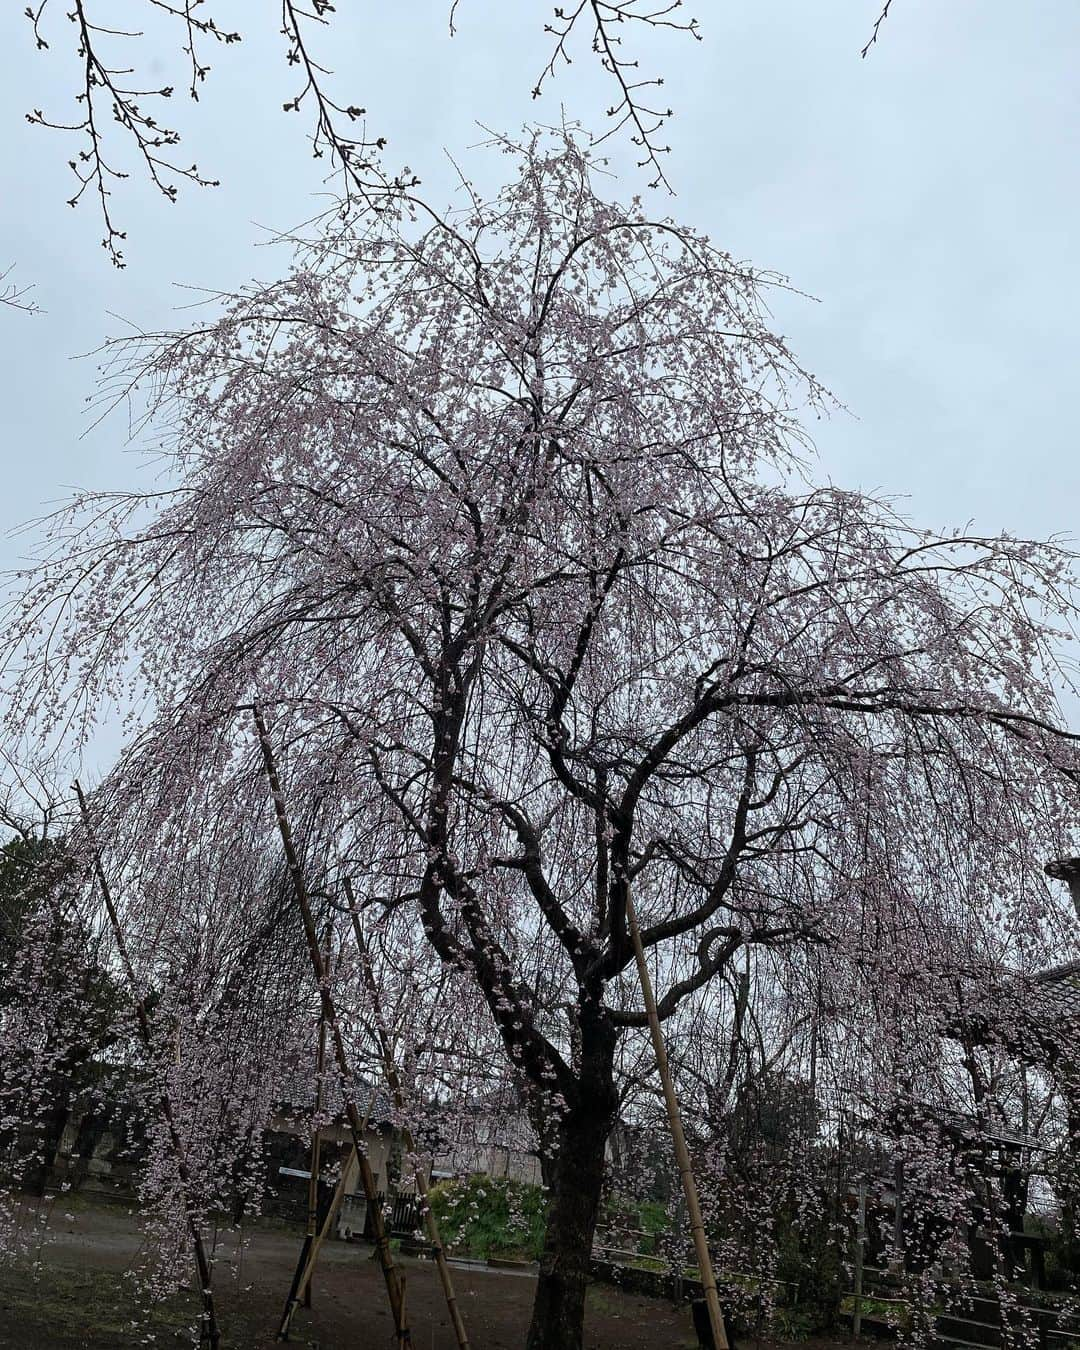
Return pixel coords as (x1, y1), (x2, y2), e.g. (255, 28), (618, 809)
(1, 3), (1078, 593)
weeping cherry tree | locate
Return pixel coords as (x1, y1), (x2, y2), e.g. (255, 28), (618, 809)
(3, 131), (1080, 1350)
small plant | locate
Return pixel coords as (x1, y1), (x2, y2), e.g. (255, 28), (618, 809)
(772, 1306), (821, 1341)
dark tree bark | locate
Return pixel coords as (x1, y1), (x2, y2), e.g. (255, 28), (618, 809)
(526, 1016), (619, 1350)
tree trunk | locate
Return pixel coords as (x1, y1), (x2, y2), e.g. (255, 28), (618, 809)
(526, 1025), (618, 1350)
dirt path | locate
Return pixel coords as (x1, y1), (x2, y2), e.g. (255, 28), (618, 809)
(0, 1199), (701, 1348)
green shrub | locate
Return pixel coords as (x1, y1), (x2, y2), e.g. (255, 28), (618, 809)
(637, 1199), (669, 1237)
(428, 1175), (547, 1261)
(1026, 1212), (1080, 1291)
(771, 1204), (843, 1334)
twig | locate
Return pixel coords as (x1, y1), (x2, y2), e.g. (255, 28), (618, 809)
(0, 265), (42, 314)
(861, 1), (894, 58)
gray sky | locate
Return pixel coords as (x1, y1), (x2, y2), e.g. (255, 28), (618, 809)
(1, 2), (1078, 571)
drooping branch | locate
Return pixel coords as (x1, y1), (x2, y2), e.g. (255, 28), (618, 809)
(74, 780), (221, 1350)
(16, 0), (715, 263)
(19, 0), (407, 265)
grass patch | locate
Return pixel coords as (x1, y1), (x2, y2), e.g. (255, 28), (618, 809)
(839, 1293), (912, 1328)
(0, 1264), (197, 1347)
(0, 1261), (263, 1349)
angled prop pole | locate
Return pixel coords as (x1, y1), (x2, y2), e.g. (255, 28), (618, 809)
(343, 876), (471, 1350)
(251, 705), (412, 1349)
(75, 781), (221, 1350)
(624, 881), (729, 1350)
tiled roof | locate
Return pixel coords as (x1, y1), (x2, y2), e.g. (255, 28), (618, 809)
(948, 958), (1080, 1062)
(933, 1106), (1049, 1154)
(275, 1077), (396, 1126)
(1021, 960), (1080, 1027)
(351, 1078), (397, 1126)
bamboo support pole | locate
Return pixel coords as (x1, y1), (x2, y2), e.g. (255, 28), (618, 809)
(75, 782), (222, 1350)
(853, 1180), (867, 1338)
(343, 877), (471, 1350)
(277, 1095), (376, 1342)
(251, 707), (411, 1349)
(303, 957), (328, 1310)
(624, 882), (729, 1350)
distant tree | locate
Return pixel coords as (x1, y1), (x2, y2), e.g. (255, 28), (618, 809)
(0, 836), (39, 979)
(0, 833), (122, 1190)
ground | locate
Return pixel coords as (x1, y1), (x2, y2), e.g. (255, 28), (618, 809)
(0, 1197), (771, 1349)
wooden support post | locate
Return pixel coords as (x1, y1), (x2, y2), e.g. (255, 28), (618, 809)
(624, 883), (729, 1350)
(76, 782), (221, 1350)
(252, 706), (411, 1349)
(853, 1179), (867, 1339)
(343, 877), (471, 1350)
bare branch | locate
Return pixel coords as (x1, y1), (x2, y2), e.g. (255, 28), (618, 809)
(0, 264), (42, 314)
